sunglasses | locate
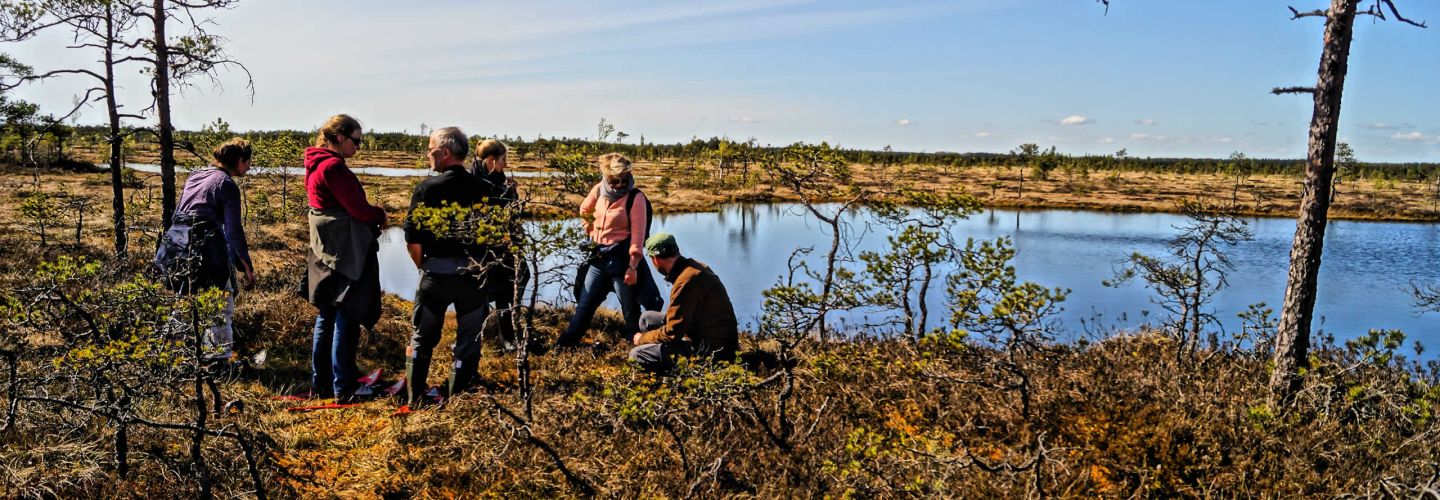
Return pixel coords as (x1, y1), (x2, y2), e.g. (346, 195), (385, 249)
(348, 135), (365, 147)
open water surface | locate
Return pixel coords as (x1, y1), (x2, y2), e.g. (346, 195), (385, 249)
(375, 203), (1439, 357)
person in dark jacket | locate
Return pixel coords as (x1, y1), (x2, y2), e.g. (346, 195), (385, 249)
(302, 113), (386, 402)
(471, 138), (526, 352)
(156, 138), (255, 361)
(402, 127), (493, 404)
(630, 232), (740, 373)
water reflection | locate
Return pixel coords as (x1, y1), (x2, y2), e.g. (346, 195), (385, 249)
(375, 203), (1438, 356)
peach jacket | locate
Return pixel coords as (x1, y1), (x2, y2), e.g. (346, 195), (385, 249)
(580, 183), (649, 259)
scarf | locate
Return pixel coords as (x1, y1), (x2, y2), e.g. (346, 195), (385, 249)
(600, 174), (634, 203)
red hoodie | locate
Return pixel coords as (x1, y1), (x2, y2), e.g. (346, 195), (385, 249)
(304, 147), (386, 225)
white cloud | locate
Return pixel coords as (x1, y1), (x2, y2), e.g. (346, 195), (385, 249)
(895, 119), (914, 127)
(1135, 119), (1157, 126)
(1361, 122), (1415, 130)
(1098, 137), (1116, 144)
(973, 131), (993, 138)
(730, 116), (770, 124)
(1130, 133), (1168, 142)
(1391, 131), (1435, 143)
(1059, 115), (1093, 126)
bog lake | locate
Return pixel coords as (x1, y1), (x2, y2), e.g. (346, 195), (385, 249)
(373, 203), (1439, 359)
(126, 162), (1438, 357)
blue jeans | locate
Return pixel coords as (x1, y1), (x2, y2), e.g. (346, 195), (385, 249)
(559, 250), (641, 345)
(312, 305), (361, 397)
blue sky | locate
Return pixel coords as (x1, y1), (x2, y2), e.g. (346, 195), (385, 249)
(8, 0), (1440, 161)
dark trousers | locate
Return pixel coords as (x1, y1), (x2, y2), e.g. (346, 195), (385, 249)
(628, 311), (688, 372)
(406, 271), (489, 404)
(559, 250), (642, 345)
(627, 311), (738, 373)
(487, 254), (528, 351)
(312, 305), (361, 397)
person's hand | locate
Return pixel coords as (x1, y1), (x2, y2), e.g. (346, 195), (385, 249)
(624, 267), (638, 286)
(241, 269), (256, 291)
(632, 333), (643, 345)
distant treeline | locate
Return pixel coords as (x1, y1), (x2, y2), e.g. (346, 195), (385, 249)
(36, 124), (1440, 182)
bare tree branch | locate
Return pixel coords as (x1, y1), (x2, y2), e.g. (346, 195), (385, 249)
(1376, 0), (1427, 28)
(1288, 6), (1328, 20)
(0, 13), (91, 41)
(52, 88), (103, 123)
(1271, 86), (1317, 95)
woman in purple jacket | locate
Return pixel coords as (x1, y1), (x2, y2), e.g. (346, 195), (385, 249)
(163, 138), (256, 361)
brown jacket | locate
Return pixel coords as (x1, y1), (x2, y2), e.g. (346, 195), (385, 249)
(637, 257), (739, 355)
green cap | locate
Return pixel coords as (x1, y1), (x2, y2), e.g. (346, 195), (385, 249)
(644, 232), (679, 258)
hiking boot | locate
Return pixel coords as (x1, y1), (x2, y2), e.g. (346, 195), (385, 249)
(337, 384), (374, 404)
(425, 386), (446, 405)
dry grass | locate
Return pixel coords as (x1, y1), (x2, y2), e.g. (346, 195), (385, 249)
(0, 162), (1437, 497)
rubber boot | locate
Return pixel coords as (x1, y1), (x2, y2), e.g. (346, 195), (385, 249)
(404, 356), (431, 406)
(448, 359), (476, 397)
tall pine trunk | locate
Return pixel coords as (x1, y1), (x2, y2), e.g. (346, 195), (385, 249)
(103, 5), (127, 259)
(1271, 0), (1358, 401)
(153, 0), (177, 230)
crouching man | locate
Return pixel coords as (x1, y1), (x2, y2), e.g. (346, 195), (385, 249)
(629, 232), (739, 372)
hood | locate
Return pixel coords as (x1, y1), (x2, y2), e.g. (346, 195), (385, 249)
(304, 147), (344, 173)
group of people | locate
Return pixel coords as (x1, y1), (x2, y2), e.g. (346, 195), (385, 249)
(155, 114), (740, 405)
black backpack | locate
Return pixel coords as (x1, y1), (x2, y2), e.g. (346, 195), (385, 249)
(154, 214), (230, 294)
(626, 188), (653, 235)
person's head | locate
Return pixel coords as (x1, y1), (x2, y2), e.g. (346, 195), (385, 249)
(597, 152), (633, 189)
(476, 138), (508, 173)
(314, 114), (363, 158)
(427, 127), (468, 171)
(212, 137), (252, 176)
(644, 232), (680, 274)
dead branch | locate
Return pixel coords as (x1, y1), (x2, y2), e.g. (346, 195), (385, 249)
(15, 394), (268, 498)
(1288, 6), (1328, 20)
(1375, 0), (1427, 28)
(686, 457), (726, 496)
(485, 395), (596, 496)
(1272, 86), (1318, 95)
(1290, 1), (1426, 27)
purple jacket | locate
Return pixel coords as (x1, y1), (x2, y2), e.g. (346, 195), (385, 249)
(176, 167), (252, 270)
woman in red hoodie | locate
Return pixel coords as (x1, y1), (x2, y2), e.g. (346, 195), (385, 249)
(303, 114), (387, 401)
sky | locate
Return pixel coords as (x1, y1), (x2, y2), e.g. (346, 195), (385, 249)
(5, 0), (1440, 161)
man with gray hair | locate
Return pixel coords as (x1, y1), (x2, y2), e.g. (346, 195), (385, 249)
(401, 127), (491, 405)
(630, 232), (740, 373)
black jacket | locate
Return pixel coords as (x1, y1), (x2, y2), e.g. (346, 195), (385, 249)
(476, 168), (518, 208)
(403, 165), (491, 261)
